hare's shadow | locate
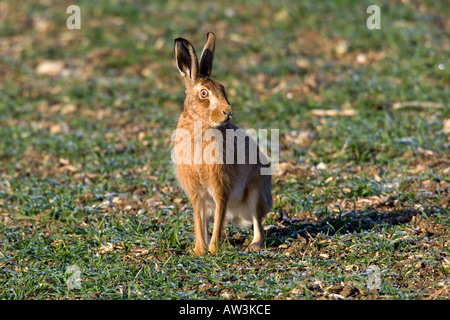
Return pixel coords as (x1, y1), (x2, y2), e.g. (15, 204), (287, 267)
(227, 208), (419, 248)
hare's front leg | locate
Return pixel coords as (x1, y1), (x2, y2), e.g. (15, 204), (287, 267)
(191, 194), (208, 256)
(208, 196), (227, 254)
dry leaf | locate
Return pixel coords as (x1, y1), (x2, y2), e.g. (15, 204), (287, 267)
(311, 109), (356, 116)
(443, 119), (450, 134)
(59, 158), (70, 165)
(334, 40), (348, 57)
(50, 124), (62, 134)
(392, 101), (444, 110)
(36, 60), (64, 76)
(99, 243), (114, 254)
(316, 162), (327, 170)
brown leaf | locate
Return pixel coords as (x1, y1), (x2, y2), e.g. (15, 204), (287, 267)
(36, 60), (64, 76)
(311, 109), (356, 117)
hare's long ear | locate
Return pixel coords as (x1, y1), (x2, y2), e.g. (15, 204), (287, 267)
(199, 32), (216, 78)
(175, 37), (199, 85)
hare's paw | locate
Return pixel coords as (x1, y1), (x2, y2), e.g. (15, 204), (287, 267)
(245, 241), (264, 252)
(208, 242), (220, 255)
(192, 245), (208, 256)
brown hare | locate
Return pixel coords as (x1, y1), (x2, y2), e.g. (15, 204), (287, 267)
(172, 32), (272, 255)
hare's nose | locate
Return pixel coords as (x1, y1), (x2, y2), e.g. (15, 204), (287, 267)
(223, 109), (234, 118)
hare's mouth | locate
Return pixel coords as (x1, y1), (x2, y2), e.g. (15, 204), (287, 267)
(222, 116), (232, 124)
(218, 114), (232, 126)
(210, 118), (230, 128)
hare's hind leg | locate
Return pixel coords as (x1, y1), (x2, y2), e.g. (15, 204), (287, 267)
(246, 216), (264, 251)
(246, 199), (266, 251)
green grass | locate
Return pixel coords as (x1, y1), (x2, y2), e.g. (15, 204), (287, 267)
(0, 0), (449, 300)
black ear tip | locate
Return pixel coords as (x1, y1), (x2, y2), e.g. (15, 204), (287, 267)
(206, 32), (215, 38)
(175, 37), (193, 46)
(175, 38), (194, 53)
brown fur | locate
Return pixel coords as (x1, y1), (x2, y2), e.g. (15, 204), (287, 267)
(173, 32), (272, 255)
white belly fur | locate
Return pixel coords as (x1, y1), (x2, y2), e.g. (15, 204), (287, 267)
(204, 185), (259, 229)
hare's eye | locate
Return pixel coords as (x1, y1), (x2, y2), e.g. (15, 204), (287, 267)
(200, 89), (209, 99)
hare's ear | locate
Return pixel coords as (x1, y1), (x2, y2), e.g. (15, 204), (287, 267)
(199, 32), (216, 78)
(175, 37), (199, 84)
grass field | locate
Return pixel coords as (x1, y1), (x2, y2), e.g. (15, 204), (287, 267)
(0, 0), (449, 300)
